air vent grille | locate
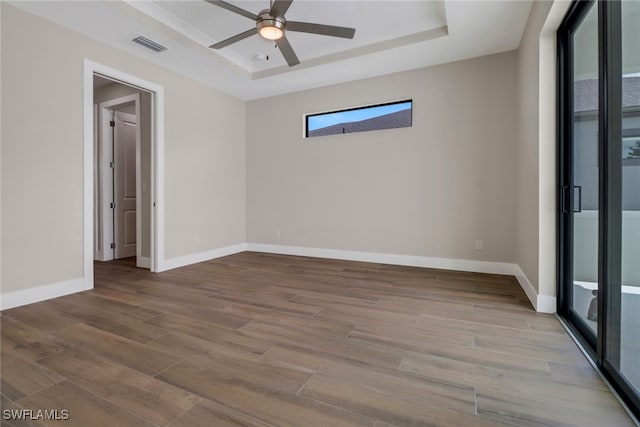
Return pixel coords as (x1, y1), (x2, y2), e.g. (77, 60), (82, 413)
(132, 36), (167, 52)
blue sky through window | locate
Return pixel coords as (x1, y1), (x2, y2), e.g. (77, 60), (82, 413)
(307, 101), (412, 131)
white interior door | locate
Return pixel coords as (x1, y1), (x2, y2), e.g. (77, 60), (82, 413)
(114, 111), (137, 259)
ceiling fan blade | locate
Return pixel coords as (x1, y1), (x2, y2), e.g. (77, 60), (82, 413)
(204, 0), (258, 20)
(270, 0), (293, 17)
(276, 36), (300, 67)
(209, 28), (257, 49)
(287, 21), (355, 39)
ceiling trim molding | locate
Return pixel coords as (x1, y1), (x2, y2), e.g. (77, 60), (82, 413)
(252, 25), (449, 80)
(121, 0), (449, 80)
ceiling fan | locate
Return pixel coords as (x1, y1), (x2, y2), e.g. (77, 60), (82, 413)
(205, 0), (356, 67)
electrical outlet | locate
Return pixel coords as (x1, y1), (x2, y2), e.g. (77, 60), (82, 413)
(276, 229), (281, 238)
(475, 240), (483, 250)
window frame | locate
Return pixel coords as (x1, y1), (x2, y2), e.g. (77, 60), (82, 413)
(304, 99), (413, 138)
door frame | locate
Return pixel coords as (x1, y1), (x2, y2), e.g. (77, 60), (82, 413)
(83, 59), (165, 278)
(557, 0), (598, 352)
(95, 94), (142, 264)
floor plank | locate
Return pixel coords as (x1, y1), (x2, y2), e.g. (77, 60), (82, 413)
(1, 315), (67, 362)
(0, 351), (64, 401)
(2, 303), (78, 333)
(1, 393), (46, 427)
(53, 323), (180, 376)
(157, 360), (375, 427)
(476, 388), (633, 427)
(60, 305), (167, 343)
(241, 321), (405, 368)
(167, 398), (274, 427)
(37, 348), (200, 425)
(144, 313), (272, 354)
(16, 381), (154, 427)
(299, 373), (494, 427)
(262, 344), (476, 414)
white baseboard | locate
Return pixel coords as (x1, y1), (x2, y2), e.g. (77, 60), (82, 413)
(160, 243), (247, 272)
(514, 269), (540, 311)
(0, 277), (92, 311)
(247, 243), (517, 274)
(247, 243), (557, 314)
(137, 256), (151, 269)
(535, 294), (557, 314)
(94, 251), (112, 262)
(514, 266), (556, 313)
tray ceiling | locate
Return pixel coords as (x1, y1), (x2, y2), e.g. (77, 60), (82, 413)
(8, 1), (533, 100)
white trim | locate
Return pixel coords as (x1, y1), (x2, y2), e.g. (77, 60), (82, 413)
(98, 107), (114, 261)
(0, 278), (91, 310)
(160, 244), (247, 272)
(84, 59), (165, 282)
(514, 268), (539, 310)
(247, 243), (518, 275)
(137, 256), (151, 269)
(535, 294), (557, 314)
(83, 62), (95, 291)
(134, 96), (142, 266)
(93, 103), (101, 261)
(513, 265), (557, 313)
(153, 90), (165, 272)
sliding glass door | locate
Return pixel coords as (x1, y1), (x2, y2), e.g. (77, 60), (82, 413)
(558, 0), (639, 419)
(560, 0), (600, 346)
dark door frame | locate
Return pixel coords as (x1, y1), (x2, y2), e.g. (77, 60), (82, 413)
(557, 0), (598, 352)
(557, 0), (639, 419)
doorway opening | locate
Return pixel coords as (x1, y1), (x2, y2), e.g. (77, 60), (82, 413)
(93, 77), (149, 268)
(83, 60), (165, 282)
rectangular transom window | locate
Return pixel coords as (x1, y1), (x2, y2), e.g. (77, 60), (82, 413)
(305, 99), (412, 138)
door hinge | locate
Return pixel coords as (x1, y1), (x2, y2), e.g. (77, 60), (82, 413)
(110, 243), (116, 249)
(109, 161), (114, 168)
(110, 120), (115, 127)
(110, 202), (116, 209)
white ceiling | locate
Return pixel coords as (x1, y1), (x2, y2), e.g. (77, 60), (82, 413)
(10, 0), (533, 100)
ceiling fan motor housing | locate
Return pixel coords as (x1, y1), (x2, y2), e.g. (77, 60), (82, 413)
(257, 10), (286, 40)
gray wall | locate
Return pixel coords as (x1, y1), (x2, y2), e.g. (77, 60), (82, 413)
(515, 0), (559, 299)
(247, 51), (518, 263)
(1, 3), (246, 295)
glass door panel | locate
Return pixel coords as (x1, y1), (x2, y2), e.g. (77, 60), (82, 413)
(618, 0), (640, 395)
(571, 2), (599, 336)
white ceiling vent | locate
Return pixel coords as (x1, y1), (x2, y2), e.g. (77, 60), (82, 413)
(132, 36), (167, 52)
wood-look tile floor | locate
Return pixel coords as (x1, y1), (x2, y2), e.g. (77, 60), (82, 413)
(1, 252), (635, 426)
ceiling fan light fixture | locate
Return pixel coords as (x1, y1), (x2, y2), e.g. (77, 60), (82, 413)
(257, 11), (285, 41)
(259, 25), (283, 40)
